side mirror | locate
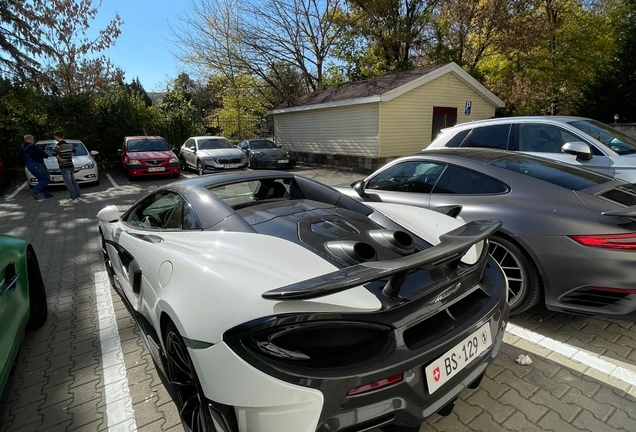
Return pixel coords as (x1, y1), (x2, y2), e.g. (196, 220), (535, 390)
(172, 147), (179, 154)
(352, 180), (366, 194)
(562, 142), (593, 160)
(91, 150), (99, 156)
(97, 205), (120, 223)
(191, 146), (196, 152)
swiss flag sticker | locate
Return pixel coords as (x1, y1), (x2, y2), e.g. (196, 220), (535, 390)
(433, 367), (441, 382)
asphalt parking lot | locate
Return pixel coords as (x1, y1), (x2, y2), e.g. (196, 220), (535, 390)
(1, 165), (636, 432)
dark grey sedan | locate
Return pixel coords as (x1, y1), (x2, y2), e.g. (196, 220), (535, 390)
(238, 139), (297, 169)
(335, 148), (636, 318)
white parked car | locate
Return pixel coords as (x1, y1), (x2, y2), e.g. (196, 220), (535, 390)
(179, 136), (248, 175)
(98, 171), (509, 432)
(26, 139), (99, 187)
(426, 116), (636, 182)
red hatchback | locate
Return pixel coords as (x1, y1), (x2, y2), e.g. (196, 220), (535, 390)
(120, 136), (180, 179)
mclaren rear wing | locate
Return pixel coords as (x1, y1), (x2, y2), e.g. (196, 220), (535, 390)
(262, 219), (502, 300)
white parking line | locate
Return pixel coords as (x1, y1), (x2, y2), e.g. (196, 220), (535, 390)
(5, 181), (28, 200)
(507, 322), (636, 387)
(106, 174), (119, 188)
(94, 271), (137, 432)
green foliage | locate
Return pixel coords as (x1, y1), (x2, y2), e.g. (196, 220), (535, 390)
(575, 0), (636, 122)
(0, 79), (49, 167)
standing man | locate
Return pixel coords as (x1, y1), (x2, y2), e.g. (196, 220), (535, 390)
(52, 131), (81, 202)
(19, 134), (53, 200)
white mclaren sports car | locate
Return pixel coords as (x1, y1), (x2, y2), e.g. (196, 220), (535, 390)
(97, 171), (510, 432)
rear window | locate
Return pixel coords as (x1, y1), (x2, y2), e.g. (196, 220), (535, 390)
(444, 129), (470, 147)
(461, 125), (510, 149)
(489, 155), (611, 190)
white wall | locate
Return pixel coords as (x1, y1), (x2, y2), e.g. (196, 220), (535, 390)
(274, 103), (379, 157)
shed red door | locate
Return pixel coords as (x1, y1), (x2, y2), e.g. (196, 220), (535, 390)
(432, 107), (458, 141)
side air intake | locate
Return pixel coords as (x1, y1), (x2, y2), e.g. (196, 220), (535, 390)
(326, 241), (377, 264)
(369, 230), (416, 255)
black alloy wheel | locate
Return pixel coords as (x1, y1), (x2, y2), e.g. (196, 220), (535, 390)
(488, 235), (542, 314)
(164, 322), (216, 432)
(26, 249), (47, 330)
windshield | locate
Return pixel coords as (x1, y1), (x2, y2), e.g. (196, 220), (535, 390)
(489, 154), (612, 190)
(199, 139), (233, 150)
(38, 142), (88, 157)
(250, 140), (276, 150)
(127, 139), (170, 152)
(568, 119), (636, 155)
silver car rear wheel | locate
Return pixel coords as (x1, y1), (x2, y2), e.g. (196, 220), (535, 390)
(488, 236), (541, 314)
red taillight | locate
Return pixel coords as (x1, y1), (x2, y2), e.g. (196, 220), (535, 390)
(569, 233), (636, 250)
(347, 373), (403, 396)
(585, 286), (636, 294)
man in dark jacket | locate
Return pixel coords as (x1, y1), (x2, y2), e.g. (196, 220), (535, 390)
(19, 134), (53, 200)
(52, 131), (81, 202)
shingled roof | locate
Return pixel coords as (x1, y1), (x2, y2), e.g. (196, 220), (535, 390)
(270, 62), (504, 114)
(292, 64), (447, 108)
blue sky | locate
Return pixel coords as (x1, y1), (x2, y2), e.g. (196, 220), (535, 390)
(93, 1), (189, 92)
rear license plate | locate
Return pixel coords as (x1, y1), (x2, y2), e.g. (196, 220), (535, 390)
(425, 322), (492, 394)
(52, 176), (63, 182)
(147, 167), (165, 172)
(277, 159), (289, 164)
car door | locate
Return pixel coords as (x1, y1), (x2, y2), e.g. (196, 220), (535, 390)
(0, 250), (28, 378)
(428, 165), (510, 217)
(512, 123), (611, 175)
(181, 139), (194, 168)
(361, 160), (447, 208)
(111, 191), (189, 310)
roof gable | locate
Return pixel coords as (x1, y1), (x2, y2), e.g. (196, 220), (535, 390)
(270, 62), (504, 114)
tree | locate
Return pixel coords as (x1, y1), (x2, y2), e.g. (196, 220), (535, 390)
(36, 0), (123, 95)
(576, 0), (636, 122)
(125, 77), (153, 107)
(171, 0), (344, 96)
(332, 0), (441, 79)
(474, 0), (614, 115)
(0, 0), (55, 80)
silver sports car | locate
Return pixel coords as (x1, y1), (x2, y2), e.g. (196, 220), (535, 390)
(336, 148), (636, 318)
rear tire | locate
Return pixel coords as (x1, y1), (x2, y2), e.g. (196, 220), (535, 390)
(26, 249), (47, 331)
(489, 234), (542, 314)
(164, 322), (217, 432)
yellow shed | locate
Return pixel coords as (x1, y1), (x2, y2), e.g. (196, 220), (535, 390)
(269, 62), (504, 172)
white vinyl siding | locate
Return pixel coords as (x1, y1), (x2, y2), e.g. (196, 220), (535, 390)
(274, 104), (379, 157)
(379, 73), (496, 157)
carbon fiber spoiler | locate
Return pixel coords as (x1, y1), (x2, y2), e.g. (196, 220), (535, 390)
(602, 205), (636, 218)
(262, 219), (502, 300)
